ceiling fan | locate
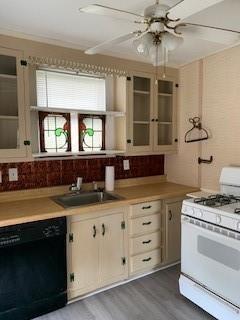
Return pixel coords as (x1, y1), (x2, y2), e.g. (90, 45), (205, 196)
(79, 0), (240, 67)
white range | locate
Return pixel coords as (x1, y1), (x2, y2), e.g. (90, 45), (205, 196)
(179, 167), (240, 320)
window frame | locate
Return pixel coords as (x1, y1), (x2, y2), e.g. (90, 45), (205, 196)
(39, 111), (72, 153)
(78, 114), (106, 152)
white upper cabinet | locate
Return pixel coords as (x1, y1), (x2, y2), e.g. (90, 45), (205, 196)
(153, 77), (177, 152)
(125, 72), (178, 155)
(0, 47), (28, 160)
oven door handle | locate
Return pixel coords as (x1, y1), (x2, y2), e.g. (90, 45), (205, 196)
(182, 217), (240, 244)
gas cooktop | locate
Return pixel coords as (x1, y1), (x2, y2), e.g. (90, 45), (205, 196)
(193, 194), (240, 209)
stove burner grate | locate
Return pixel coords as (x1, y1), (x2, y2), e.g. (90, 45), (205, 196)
(194, 194), (240, 208)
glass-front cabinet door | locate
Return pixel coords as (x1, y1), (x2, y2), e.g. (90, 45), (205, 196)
(0, 47), (27, 159)
(154, 78), (177, 152)
(127, 73), (154, 152)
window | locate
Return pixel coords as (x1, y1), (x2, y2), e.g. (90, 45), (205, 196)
(36, 69), (107, 154)
(79, 115), (105, 151)
(36, 69), (106, 111)
(39, 112), (71, 153)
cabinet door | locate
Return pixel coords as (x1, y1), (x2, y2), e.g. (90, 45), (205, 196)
(0, 47), (27, 159)
(99, 212), (127, 285)
(153, 77), (177, 152)
(69, 218), (99, 297)
(127, 73), (154, 153)
(166, 201), (182, 263)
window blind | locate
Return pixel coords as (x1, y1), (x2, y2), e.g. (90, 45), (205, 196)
(36, 70), (106, 111)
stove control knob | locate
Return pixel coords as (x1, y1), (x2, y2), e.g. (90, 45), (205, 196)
(187, 207), (194, 216)
(196, 209), (203, 218)
(236, 221), (240, 231)
(216, 215), (221, 224)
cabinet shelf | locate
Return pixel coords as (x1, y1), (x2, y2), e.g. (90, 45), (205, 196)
(0, 115), (18, 120)
(158, 93), (172, 97)
(134, 90), (150, 95)
(0, 73), (17, 80)
(133, 121), (150, 124)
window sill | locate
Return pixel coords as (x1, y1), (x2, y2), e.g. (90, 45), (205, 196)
(32, 150), (125, 160)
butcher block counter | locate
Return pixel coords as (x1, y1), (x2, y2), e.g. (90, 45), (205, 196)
(0, 177), (198, 227)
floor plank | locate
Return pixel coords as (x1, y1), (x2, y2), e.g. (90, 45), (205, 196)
(34, 265), (215, 320)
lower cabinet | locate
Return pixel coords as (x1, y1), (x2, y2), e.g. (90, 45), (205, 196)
(164, 198), (183, 264)
(67, 197), (185, 300)
(68, 207), (128, 299)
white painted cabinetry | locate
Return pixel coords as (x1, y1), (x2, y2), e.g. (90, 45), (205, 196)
(68, 207), (128, 299)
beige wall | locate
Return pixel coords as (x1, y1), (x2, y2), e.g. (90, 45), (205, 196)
(166, 44), (240, 191)
(165, 61), (200, 188)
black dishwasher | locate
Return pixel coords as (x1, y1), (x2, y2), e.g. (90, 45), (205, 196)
(0, 217), (67, 320)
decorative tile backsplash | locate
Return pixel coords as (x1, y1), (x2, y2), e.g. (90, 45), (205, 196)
(0, 155), (164, 192)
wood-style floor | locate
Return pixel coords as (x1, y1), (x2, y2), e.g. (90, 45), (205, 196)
(35, 265), (215, 320)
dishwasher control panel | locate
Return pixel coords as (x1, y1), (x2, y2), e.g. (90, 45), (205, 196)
(0, 217), (66, 248)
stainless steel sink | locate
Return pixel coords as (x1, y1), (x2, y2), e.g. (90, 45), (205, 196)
(52, 191), (123, 208)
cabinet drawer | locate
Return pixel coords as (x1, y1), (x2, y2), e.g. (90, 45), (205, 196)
(130, 249), (161, 273)
(131, 200), (161, 217)
(130, 214), (161, 236)
(131, 231), (161, 255)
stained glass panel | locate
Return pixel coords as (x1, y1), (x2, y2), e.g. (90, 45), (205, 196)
(39, 112), (71, 153)
(79, 115), (104, 151)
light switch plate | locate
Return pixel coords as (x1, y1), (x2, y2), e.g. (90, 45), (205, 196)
(9, 168), (18, 182)
(123, 159), (130, 171)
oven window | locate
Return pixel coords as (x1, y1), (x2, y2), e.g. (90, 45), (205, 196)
(197, 235), (240, 271)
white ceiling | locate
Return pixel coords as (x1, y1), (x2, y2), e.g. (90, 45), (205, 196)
(0, 0), (240, 67)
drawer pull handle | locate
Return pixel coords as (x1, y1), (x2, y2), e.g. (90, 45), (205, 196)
(142, 205), (152, 210)
(93, 225), (97, 238)
(142, 221), (152, 226)
(142, 240), (152, 244)
(142, 257), (152, 262)
(102, 223), (105, 236)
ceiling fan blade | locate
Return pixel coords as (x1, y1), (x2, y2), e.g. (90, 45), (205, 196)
(168, 0), (224, 21)
(85, 32), (139, 55)
(177, 23), (240, 45)
(79, 4), (144, 23)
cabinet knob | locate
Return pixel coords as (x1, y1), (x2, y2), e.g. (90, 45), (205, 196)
(155, 119), (159, 122)
(151, 119), (155, 122)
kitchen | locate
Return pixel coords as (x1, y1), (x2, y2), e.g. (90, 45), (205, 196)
(0, 0), (240, 319)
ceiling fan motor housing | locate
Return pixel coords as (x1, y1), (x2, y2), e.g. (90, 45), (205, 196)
(144, 3), (170, 19)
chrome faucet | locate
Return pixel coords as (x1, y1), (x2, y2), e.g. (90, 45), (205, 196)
(69, 177), (83, 192)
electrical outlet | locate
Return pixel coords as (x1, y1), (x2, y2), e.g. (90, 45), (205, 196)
(123, 160), (130, 171)
(9, 168), (18, 182)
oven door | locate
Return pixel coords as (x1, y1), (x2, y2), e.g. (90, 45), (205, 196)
(181, 215), (240, 307)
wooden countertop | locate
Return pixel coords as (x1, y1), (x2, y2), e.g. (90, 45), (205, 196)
(0, 182), (198, 227)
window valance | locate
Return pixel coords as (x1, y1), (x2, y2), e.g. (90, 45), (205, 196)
(27, 56), (127, 77)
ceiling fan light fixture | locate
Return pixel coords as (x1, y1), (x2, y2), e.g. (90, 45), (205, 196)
(133, 33), (153, 56)
(149, 44), (167, 67)
(150, 21), (165, 33)
(161, 33), (184, 51)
